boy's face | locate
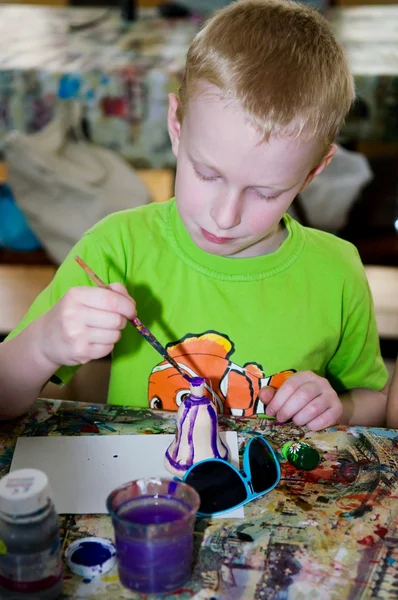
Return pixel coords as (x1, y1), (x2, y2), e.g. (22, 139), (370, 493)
(168, 85), (335, 258)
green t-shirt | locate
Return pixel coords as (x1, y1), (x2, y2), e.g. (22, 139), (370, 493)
(8, 200), (387, 415)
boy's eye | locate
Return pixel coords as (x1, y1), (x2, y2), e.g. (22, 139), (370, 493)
(193, 167), (219, 182)
(253, 189), (279, 201)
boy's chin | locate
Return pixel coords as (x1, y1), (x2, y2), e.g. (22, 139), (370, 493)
(193, 236), (251, 258)
(193, 238), (229, 256)
(188, 224), (263, 258)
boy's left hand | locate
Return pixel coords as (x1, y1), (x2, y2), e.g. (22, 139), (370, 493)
(258, 371), (343, 431)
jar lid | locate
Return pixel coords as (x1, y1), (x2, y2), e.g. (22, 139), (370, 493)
(0, 469), (52, 517)
(65, 537), (116, 578)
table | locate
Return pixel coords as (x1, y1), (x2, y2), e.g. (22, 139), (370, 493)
(0, 5), (200, 168)
(1, 399), (397, 599)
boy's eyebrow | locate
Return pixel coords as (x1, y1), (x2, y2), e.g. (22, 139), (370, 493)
(189, 153), (296, 192)
(189, 152), (219, 173)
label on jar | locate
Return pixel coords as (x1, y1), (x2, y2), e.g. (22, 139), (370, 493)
(0, 541), (62, 593)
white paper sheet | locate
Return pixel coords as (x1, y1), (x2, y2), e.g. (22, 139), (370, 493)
(11, 433), (244, 518)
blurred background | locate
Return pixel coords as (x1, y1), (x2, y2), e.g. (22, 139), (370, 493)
(0, 0), (396, 402)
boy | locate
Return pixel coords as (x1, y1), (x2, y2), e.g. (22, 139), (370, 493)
(0, 0), (388, 428)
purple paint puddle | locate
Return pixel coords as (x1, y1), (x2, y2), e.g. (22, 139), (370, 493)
(66, 537), (116, 579)
(113, 455), (118, 458)
(71, 541), (112, 568)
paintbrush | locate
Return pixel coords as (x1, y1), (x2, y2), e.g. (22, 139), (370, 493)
(75, 256), (190, 381)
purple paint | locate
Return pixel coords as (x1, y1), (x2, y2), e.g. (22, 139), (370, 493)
(207, 404), (228, 458)
(112, 496), (195, 594)
(113, 455), (118, 458)
(71, 541), (112, 568)
(66, 536), (116, 579)
(169, 402), (199, 471)
(165, 380), (228, 473)
(190, 376), (205, 388)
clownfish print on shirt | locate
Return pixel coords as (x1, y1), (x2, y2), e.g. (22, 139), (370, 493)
(148, 331), (294, 417)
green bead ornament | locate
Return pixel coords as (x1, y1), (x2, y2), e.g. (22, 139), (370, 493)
(281, 441), (320, 471)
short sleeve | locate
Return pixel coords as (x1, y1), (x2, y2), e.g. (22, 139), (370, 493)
(326, 258), (388, 393)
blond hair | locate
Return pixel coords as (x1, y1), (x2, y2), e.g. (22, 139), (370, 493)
(177, 0), (355, 148)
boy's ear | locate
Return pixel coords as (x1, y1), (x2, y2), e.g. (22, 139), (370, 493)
(299, 144), (337, 193)
(167, 93), (181, 157)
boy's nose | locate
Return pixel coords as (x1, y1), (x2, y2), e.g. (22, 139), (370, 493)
(210, 190), (242, 231)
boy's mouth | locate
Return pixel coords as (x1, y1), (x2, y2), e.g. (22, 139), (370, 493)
(201, 228), (233, 245)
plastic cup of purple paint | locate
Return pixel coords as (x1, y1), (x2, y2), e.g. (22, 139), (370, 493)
(107, 477), (200, 594)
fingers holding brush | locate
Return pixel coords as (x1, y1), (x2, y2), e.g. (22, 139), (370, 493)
(39, 283), (136, 368)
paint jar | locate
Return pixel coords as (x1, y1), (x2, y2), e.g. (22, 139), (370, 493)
(107, 477), (200, 594)
(0, 469), (62, 599)
(164, 376), (229, 477)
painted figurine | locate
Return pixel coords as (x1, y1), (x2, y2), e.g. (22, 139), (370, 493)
(164, 377), (229, 477)
(281, 441), (320, 471)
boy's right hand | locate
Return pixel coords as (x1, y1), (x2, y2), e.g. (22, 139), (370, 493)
(39, 284), (136, 369)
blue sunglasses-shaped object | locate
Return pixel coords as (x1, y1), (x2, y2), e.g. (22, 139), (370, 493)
(180, 436), (281, 517)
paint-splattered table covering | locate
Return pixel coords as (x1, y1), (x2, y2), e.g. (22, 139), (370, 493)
(0, 5), (200, 168)
(0, 399), (397, 599)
